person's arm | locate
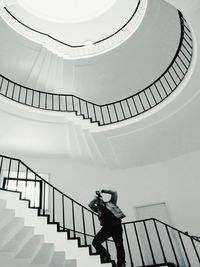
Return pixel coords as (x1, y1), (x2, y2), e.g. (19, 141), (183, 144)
(88, 197), (99, 213)
(101, 189), (118, 204)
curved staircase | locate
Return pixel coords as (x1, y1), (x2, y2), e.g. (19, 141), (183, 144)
(0, 155), (200, 267)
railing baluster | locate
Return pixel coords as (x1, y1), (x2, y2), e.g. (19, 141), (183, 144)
(72, 201), (76, 238)
(107, 106), (112, 123)
(18, 86), (22, 102)
(163, 75), (173, 92)
(52, 188), (55, 222)
(126, 99), (133, 116)
(38, 92), (41, 108)
(120, 102), (126, 119)
(52, 95), (54, 110)
(168, 69), (178, 87)
(123, 224), (134, 267)
(175, 60), (185, 76)
(178, 232), (191, 267)
(81, 207), (87, 245)
(42, 182), (46, 214)
(132, 97), (139, 114)
(191, 238), (200, 264)
(159, 79), (168, 96)
(5, 81), (9, 96)
(166, 225), (179, 266)
(62, 195), (66, 229)
(72, 96), (75, 112)
(45, 93), (47, 109)
(180, 49), (190, 63)
(134, 222), (145, 266)
(11, 84), (15, 99)
(153, 220), (167, 264)
(25, 88), (28, 104)
(58, 95), (61, 111)
(177, 54), (188, 70)
(79, 99), (82, 115)
(86, 102), (89, 119)
(138, 93), (145, 111)
(144, 90), (152, 108)
(0, 156), (3, 175)
(100, 107), (105, 125)
(143, 221), (156, 265)
(16, 160), (20, 191)
(31, 90), (34, 106)
(93, 105), (97, 122)
(0, 77), (4, 91)
(7, 159), (12, 189)
(25, 167), (28, 199)
(154, 83), (163, 100)
(92, 213), (96, 236)
(114, 103), (119, 121)
(33, 173), (37, 208)
(65, 95), (68, 111)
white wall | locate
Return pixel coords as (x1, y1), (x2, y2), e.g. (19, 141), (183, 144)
(23, 149), (200, 236)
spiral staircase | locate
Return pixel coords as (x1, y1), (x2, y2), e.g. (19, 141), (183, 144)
(0, 0), (200, 266)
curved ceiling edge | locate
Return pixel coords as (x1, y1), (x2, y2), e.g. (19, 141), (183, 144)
(0, 0), (147, 59)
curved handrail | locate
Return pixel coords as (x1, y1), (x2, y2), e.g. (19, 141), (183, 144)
(0, 154), (200, 266)
(0, 11), (193, 127)
(4, 0), (142, 48)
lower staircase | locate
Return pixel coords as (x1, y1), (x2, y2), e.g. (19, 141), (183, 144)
(0, 189), (111, 267)
(0, 154), (200, 267)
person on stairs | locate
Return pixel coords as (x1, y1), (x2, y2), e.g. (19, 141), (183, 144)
(88, 189), (126, 267)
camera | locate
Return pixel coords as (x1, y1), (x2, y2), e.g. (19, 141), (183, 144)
(96, 190), (102, 198)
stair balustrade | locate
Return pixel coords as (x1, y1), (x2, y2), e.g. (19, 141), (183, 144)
(0, 11), (193, 126)
(0, 154), (200, 267)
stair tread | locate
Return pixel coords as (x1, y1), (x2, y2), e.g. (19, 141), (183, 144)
(0, 217), (24, 247)
(0, 199), (6, 210)
(32, 243), (54, 265)
(16, 235), (44, 259)
(1, 226), (34, 253)
(49, 251), (65, 267)
(0, 208), (15, 230)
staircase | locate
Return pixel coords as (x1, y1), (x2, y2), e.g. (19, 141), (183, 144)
(0, 154), (200, 267)
(0, 190), (112, 267)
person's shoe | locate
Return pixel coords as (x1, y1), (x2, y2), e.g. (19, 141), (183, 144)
(117, 263), (126, 267)
(101, 256), (111, 263)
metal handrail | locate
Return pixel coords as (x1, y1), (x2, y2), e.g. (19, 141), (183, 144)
(0, 154), (200, 266)
(0, 11), (193, 126)
(4, 0), (142, 48)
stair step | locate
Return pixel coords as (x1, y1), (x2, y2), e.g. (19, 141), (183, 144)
(0, 208), (15, 230)
(0, 217), (24, 249)
(16, 235), (44, 260)
(0, 199), (6, 210)
(49, 251), (65, 267)
(31, 243), (54, 266)
(64, 259), (77, 267)
(1, 226), (34, 255)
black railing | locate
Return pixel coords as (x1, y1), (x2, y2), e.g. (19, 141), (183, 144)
(0, 154), (200, 266)
(0, 11), (192, 126)
(4, 0), (142, 48)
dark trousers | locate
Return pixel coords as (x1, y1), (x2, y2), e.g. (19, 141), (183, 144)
(92, 224), (126, 265)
